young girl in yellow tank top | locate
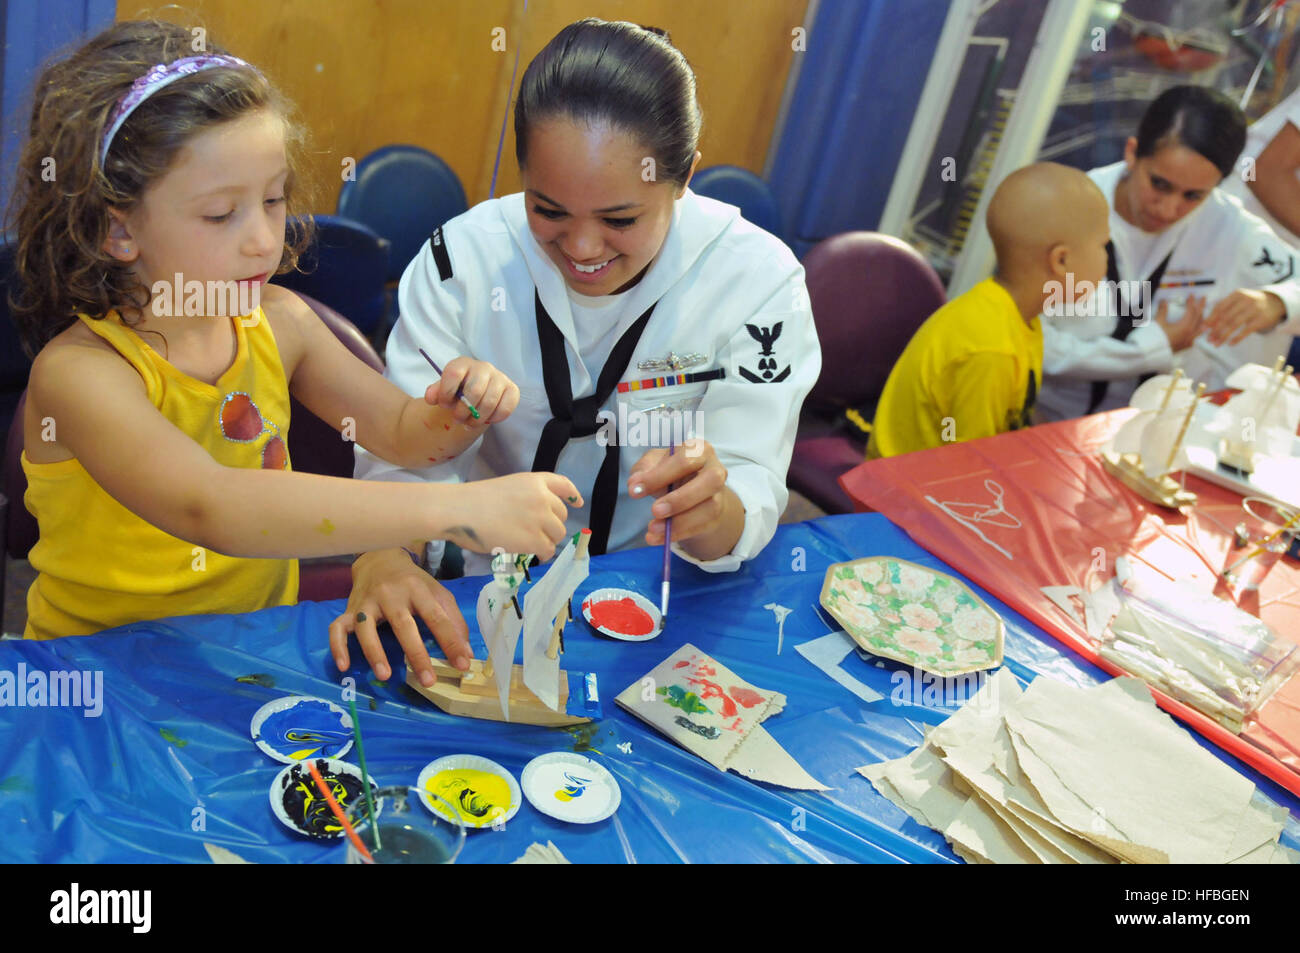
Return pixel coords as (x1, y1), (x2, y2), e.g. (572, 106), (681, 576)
(7, 20), (581, 640)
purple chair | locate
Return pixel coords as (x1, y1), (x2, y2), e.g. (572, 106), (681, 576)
(0, 292), (383, 624)
(289, 293), (384, 602)
(788, 232), (947, 514)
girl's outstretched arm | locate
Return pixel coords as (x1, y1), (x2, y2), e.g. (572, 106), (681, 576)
(263, 286), (517, 469)
(29, 341), (580, 559)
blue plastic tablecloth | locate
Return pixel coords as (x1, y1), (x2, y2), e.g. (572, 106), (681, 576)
(2, 513), (1297, 863)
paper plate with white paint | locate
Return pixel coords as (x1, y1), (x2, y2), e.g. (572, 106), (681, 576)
(522, 751), (621, 824)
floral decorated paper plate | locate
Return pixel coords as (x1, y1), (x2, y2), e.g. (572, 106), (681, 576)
(819, 557), (1004, 676)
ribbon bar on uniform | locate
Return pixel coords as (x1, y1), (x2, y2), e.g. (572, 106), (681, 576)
(617, 368), (725, 393)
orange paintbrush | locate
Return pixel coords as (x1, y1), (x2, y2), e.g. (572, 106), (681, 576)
(305, 760), (374, 863)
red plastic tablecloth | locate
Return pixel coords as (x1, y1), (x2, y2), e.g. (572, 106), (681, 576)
(840, 410), (1300, 797)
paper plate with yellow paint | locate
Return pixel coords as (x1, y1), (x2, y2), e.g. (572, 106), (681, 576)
(416, 755), (521, 829)
(269, 758), (379, 840)
(521, 752), (620, 824)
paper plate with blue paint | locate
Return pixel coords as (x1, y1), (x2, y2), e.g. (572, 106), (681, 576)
(416, 754), (522, 830)
(269, 758), (379, 840)
(250, 695), (353, 763)
(521, 752), (621, 824)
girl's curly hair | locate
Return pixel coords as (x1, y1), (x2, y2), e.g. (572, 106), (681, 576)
(5, 19), (315, 357)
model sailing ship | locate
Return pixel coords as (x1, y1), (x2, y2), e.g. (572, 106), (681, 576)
(1214, 357), (1300, 474)
(1101, 369), (1206, 511)
(407, 529), (598, 726)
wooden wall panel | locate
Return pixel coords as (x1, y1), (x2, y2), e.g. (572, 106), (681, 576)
(117, 0), (808, 210)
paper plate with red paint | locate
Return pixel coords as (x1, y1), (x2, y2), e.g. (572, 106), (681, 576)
(581, 587), (662, 641)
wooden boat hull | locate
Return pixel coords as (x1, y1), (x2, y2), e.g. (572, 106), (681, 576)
(1101, 451), (1197, 512)
(405, 658), (591, 727)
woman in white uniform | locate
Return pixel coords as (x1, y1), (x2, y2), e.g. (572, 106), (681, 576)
(1039, 85), (1300, 421)
(329, 19), (819, 685)
(1222, 83), (1300, 247)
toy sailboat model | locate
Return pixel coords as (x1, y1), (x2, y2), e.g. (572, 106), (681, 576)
(1215, 357), (1300, 474)
(406, 529), (598, 726)
(1101, 370), (1206, 511)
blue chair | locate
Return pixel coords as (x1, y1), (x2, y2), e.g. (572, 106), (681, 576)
(0, 237), (32, 392)
(337, 145), (469, 283)
(272, 214), (389, 337)
(690, 165), (783, 239)
(0, 236), (33, 504)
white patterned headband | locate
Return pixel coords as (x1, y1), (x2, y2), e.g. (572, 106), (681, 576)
(99, 54), (260, 167)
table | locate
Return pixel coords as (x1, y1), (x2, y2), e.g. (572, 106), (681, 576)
(1, 514), (1296, 863)
(840, 412), (1300, 798)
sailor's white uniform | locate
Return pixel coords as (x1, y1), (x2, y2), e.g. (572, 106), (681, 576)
(354, 189), (820, 576)
(1221, 85), (1300, 248)
(1038, 161), (1300, 421)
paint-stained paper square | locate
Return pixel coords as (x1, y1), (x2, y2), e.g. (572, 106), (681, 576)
(616, 644), (778, 769)
(617, 644), (827, 789)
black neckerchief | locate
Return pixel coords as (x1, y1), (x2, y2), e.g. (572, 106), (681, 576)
(1086, 240), (1174, 414)
(529, 290), (657, 555)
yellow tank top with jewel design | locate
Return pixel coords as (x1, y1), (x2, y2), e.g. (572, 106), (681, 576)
(22, 309), (298, 639)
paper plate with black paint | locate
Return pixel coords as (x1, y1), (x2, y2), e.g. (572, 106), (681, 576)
(269, 758), (379, 840)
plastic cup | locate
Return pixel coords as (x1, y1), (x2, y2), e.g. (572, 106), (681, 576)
(1223, 498), (1299, 598)
(344, 785), (465, 864)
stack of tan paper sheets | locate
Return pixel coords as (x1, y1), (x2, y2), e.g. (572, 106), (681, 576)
(858, 669), (1299, 864)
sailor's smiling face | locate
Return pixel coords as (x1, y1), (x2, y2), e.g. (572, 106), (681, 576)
(521, 117), (699, 296)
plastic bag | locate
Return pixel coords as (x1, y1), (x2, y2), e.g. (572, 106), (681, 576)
(1098, 561), (1300, 732)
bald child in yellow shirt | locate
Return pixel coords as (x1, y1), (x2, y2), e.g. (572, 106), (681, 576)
(868, 163), (1110, 458)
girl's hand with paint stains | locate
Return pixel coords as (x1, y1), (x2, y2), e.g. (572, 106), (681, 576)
(332, 472), (582, 687)
(627, 438), (745, 562)
(427, 357), (521, 425)
(447, 472), (583, 560)
(330, 548), (471, 687)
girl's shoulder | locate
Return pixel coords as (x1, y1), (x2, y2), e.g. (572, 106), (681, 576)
(28, 315), (150, 413)
(258, 282), (311, 330)
(26, 318), (146, 462)
(256, 283), (315, 369)
(33, 318), (128, 374)
(29, 318), (144, 398)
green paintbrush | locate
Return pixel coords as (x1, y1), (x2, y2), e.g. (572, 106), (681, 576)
(348, 695), (381, 851)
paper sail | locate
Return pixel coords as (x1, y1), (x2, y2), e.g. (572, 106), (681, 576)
(477, 575), (524, 721)
(1224, 362), (1300, 434)
(521, 535), (589, 711)
(1218, 365), (1300, 450)
(1110, 412), (1150, 456)
(1130, 374), (1196, 413)
(1139, 418), (1182, 479)
(616, 643), (828, 791)
(1111, 402), (1197, 480)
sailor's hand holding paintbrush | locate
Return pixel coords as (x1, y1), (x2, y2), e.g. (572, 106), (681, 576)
(627, 436), (748, 574)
